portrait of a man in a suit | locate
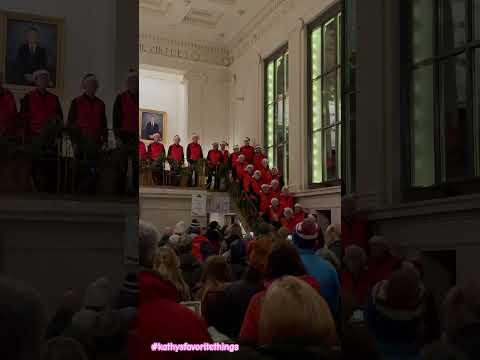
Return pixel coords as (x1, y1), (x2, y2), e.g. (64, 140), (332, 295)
(140, 110), (165, 141)
(16, 27), (47, 85)
(5, 16), (61, 88)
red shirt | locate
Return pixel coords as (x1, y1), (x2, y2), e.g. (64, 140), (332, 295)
(0, 89), (17, 135)
(149, 142), (165, 160)
(187, 142), (203, 161)
(207, 149), (222, 167)
(168, 144), (184, 163)
(73, 94), (106, 143)
(279, 194), (294, 211)
(240, 145), (255, 164)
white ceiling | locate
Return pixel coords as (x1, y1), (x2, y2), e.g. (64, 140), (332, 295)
(140, 0), (271, 46)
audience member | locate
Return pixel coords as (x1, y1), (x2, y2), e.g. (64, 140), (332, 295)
(368, 235), (400, 285)
(341, 194), (369, 251)
(341, 245), (373, 310)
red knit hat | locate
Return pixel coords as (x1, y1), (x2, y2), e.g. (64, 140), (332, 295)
(295, 217), (319, 241)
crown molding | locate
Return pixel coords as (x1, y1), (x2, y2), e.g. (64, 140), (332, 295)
(140, 33), (233, 67)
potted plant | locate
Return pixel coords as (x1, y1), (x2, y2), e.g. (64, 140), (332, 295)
(151, 154), (166, 185)
(195, 158), (206, 188)
(179, 166), (192, 187)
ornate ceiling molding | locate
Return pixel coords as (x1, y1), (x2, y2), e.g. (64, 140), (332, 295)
(229, 0), (293, 59)
(140, 33), (233, 67)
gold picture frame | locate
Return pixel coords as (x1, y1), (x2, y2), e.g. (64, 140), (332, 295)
(139, 108), (167, 145)
(0, 11), (64, 97)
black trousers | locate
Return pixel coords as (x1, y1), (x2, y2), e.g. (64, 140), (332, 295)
(207, 166), (220, 190)
(188, 160), (200, 187)
(169, 161), (181, 186)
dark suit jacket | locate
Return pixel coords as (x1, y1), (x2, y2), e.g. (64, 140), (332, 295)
(16, 43), (47, 85)
(143, 122), (160, 139)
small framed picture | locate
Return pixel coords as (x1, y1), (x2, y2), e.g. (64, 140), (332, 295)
(139, 109), (167, 145)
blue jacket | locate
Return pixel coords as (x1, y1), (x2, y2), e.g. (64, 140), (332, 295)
(296, 247), (340, 315)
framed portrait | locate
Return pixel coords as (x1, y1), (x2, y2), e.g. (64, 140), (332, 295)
(139, 109), (167, 144)
(0, 11), (64, 95)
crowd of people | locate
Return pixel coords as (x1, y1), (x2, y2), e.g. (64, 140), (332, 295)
(0, 68), (139, 194)
(3, 197), (479, 359)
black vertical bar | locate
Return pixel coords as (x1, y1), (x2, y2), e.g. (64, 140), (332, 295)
(341, 0), (347, 195)
(434, 0), (442, 185)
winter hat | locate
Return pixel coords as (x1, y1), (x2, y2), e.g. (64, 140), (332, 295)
(190, 219), (201, 234)
(168, 234), (181, 247)
(293, 217), (320, 250)
(174, 221), (187, 235)
(84, 277), (113, 309)
(248, 235), (273, 273)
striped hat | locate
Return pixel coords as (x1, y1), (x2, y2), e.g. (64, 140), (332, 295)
(190, 219), (201, 234)
(295, 217), (319, 241)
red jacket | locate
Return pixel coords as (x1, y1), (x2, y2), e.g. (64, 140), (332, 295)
(270, 189), (281, 201)
(279, 194), (294, 211)
(149, 142), (165, 160)
(0, 89), (17, 135)
(260, 168), (273, 186)
(250, 178), (262, 195)
(207, 149), (222, 167)
(239, 275), (320, 345)
(187, 142), (203, 162)
(130, 271), (211, 360)
(341, 216), (369, 251)
(230, 152), (240, 167)
(341, 270), (374, 309)
(240, 145), (255, 164)
(253, 154), (267, 171)
(235, 162), (246, 180)
(259, 191), (271, 214)
(168, 144), (184, 164)
(243, 173), (253, 193)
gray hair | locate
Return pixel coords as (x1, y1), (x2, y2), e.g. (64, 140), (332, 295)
(139, 220), (160, 268)
(0, 276), (47, 360)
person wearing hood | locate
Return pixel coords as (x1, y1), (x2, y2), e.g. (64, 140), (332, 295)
(129, 246), (211, 360)
(292, 217), (340, 316)
(239, 240), (323, 345)
(240, 137), (255, 164)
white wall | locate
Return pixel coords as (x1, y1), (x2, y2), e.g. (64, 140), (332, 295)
(140, 69), (187, 144)
(2, 0), (117, 126)
(140, 58), (230, 154)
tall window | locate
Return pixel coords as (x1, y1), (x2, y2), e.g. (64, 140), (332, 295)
(406, 0), (480, 196)
(308, 5), (343, 185)
(265, 45), (289, 183)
